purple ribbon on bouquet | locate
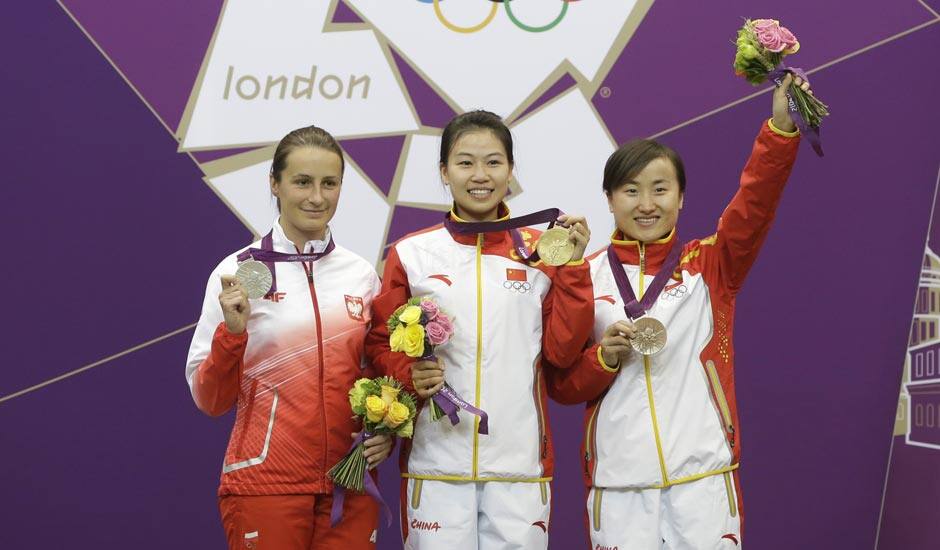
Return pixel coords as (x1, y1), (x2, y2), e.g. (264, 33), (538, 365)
(235, 230), (336, 297)
(442, 208), (563, 264)
(769, 67), (823, 157)
(431, 383), (490, 435)
(330, 431), (393, 528)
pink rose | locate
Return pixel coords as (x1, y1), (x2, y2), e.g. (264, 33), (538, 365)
(426, 321), (449, 346)
(758, 29), (785, 52)
(777, 25), (800, 53)
(420, 299), (439, 320)
(751, 19), (796, 54)
(434, 314), (454, 336)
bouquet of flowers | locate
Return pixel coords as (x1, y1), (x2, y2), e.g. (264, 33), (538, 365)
(388, 297), (489, 433)
(733, 18), (829, 155)
(328, 376), (416, 493)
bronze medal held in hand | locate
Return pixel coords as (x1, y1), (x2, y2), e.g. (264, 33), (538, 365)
(630, 317), (667, 355)
(235, 260), (273, 299)
(536, 227), (575, 266)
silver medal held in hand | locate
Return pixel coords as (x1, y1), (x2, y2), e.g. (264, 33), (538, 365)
(630, 317), (667, 355)
(536, 227), (575, 266)
(235, 260), (273, 299)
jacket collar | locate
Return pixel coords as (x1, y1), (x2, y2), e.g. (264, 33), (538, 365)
(272, 217), (332, 254)
(444, 203), (514, 247)
(609, 228), (677, 272)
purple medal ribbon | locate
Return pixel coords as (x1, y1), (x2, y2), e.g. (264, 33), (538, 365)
(330, 431), (393, 528)
(431, 382), (490, 434)
(442, 208), (562, 263)
(236, 230), (336, 297)
(769, 67), (823, 157)
(606, 239), (682, 320)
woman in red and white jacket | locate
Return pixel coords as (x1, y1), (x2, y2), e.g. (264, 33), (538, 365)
(186, 126), (392, 550)
(366, 110), (594, 549)
(547, 74), (811, 549)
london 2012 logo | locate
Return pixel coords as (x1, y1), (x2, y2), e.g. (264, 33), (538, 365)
(61, 0), (653, 268)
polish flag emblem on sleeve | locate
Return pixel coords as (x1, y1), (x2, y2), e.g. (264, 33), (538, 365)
(506, 268), (527, 282)
(345, 295), (364, 321)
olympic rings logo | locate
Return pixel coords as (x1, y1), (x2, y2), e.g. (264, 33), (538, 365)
(660, 284), (688, 301)
(417, 0), (582, 34)
(503, 280), (533, 293)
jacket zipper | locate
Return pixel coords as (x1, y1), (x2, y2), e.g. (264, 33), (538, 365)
(302, 262), (328, 485)
(471, 234), (484, 479)
(584, 400), (601, 480)
(639, 243), (670, 486)
(534, 366), (548, 462)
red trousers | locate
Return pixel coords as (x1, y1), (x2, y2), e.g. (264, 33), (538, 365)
(218, 492), (378, 550)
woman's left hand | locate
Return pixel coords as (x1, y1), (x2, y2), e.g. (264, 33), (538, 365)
(772, 72), (812, 133)
(360, 432), (394, 468)
(557, 214), (591, 262)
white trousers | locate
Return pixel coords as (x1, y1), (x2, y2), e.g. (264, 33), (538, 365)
(587, 472), (742, 549)
(402, 479), (551, 550)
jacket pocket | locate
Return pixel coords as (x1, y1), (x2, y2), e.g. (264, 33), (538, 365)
(224, 386), (279, 473)
(705, 360), (735, 447)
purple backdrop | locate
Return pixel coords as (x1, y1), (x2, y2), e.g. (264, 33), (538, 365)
(1, 1), (939, 549)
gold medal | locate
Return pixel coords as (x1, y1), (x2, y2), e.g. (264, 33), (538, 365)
(631, 317), (667, 355)
(536, 227), (575, 266)
(235, 260), (273, 299)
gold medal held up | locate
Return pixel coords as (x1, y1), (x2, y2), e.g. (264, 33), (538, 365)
(631, 317), (667, 355)
(536, 227), (575, 266)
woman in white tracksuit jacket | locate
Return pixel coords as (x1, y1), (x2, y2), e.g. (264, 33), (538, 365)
(547, 74), (811, 549)
(366, 110), (595, 549)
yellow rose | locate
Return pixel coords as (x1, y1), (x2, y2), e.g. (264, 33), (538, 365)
(382, 401), (410, 429)
(398, 305), (422, 325)
(402, 324), (426, 358)
(380, 384), (401, 406)
(390, 324), (405, 352)
(365, 395), (388, 423)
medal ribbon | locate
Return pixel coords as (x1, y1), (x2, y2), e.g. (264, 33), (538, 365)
(236, 230), (336, 297)
(330, 430), (393, 528)
(442, 208), (562, 263)
(606, 238), (682, 320)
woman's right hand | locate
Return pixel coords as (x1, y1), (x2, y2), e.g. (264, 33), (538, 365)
(600, 320), (636, 368)
(219, 274), (251, 334)
(412, 357), (445, 399)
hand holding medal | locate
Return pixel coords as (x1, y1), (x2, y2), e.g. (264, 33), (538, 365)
(538, 214), (591, 266)
(600, 320), (637, 367)
(218, 274), (251, 334)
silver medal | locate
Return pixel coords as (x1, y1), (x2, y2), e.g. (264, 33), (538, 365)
(235, 260), (273, 300)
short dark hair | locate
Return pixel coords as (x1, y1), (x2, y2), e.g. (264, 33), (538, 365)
(270, 125), (344, 182)
(602, 139), (685, 195)
(439, 110), (514, 166)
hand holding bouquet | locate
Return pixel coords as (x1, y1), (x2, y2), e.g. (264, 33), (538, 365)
(388, 297), (489, 433)
(327, 376), (416, 526)
(733, 18), (829, 155)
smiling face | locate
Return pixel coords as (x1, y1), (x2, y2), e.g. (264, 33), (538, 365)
(607, 156), (684, 243)
(440, 129), (513, 222)
(270, 146), (343, 247)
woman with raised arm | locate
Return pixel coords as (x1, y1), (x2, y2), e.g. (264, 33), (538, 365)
(547, 74), (811, 549)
